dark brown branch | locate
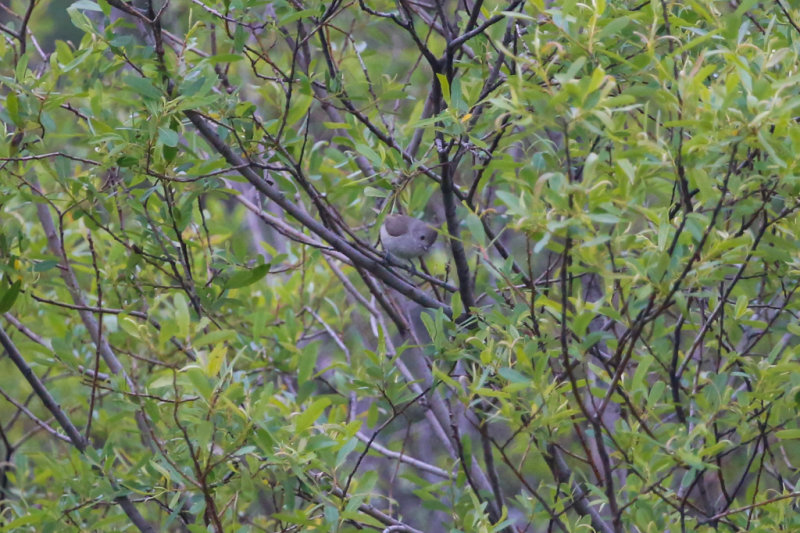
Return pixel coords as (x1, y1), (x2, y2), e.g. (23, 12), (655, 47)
(0, 326), (156, 533)
(184, 110), (451, 315)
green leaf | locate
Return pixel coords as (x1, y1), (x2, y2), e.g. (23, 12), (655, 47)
(158, 127), (179, 147)
(124, 76), (163, 100)
(193, 329), (236, 347)
(67, 6), (95, 32)
(70, 0), (103, 11)
(233, 24), (247, 51)
(776, 429), (800, 440)
(323, 505), (339, 527)
(174, 293), (190, 338)
(0, 280), (21, 313)
(354, 143), (382, 167)
(295, 398), (331, 433)
(6, 92), (20, 125)
(206, 54), (244, 64)
(451, 77), (467, 112)
(498, 367), (528, 384)
(33, 260), (59, 272)
(284, 92), (312, 126)
(464, 211), (486, 249)
(225, 264), (270, 289)
(278, 9), (316, 25)
(335, 437), (358, 468)
(205, 343), (226, 377)
(185, 367), (213, 399)
(436, 73), (451, 107)
(733, 294), (748, 318)
(297, 342), (319, 385)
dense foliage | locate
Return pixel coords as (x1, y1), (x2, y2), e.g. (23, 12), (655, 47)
(2, 0), (800, 531)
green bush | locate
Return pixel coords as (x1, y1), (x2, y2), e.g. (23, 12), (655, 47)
(1, 0), (800, 531)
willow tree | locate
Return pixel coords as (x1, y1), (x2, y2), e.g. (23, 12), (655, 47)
(2, 1), (800, 532)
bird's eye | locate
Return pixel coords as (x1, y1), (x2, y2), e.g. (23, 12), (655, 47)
(420, 235), (426, 240)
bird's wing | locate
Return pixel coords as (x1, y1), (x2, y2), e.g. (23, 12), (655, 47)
(383, 215), (408, 237)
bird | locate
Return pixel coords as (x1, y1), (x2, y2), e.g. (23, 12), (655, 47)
(379, 214), (438, 261)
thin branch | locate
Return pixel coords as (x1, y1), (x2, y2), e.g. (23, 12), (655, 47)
(0, 326), (156, 533)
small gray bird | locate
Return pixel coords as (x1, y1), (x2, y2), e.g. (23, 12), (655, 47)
(380, 214), (438, 260)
